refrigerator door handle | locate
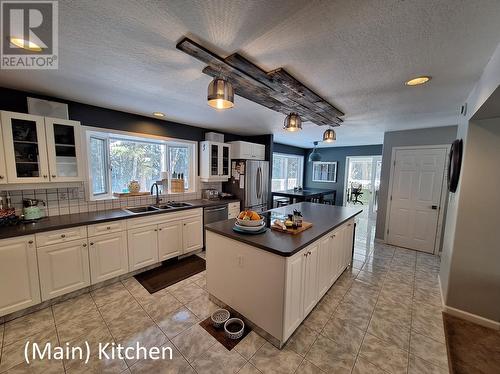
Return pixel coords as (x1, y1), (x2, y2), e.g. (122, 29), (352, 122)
(256, 167), (262, 199)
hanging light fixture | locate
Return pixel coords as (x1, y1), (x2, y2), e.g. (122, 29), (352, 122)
(207, 77), (234, 109)
(283, 113), (302, 132)
(309, 141), (322, 162)
(323, 127), (336, 143)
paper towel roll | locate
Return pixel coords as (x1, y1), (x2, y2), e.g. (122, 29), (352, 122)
(160, 171), (169, 180)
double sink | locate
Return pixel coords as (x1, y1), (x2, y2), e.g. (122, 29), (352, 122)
(124, 202), (193, 214)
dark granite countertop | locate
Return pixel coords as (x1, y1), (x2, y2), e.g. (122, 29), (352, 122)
(204, 202), (363, 257)
(0, 199), (240, 240)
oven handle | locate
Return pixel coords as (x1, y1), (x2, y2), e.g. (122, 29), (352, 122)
(205, 206), (227, 213)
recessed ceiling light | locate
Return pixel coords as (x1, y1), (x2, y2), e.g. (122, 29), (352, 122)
(405, 76), (431, 86)
(152, 112), (165, 118)
(10, 37), (42, 52)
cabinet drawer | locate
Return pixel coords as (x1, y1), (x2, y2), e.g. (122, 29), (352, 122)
(36, 226), (87, 247)
(87, 220), (126, 236)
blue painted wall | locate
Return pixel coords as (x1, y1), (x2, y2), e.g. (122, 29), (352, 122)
(304, 144), (383, 205)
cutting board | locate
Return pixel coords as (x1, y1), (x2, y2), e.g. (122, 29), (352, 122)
(113, 192), (151, 197)
(271, 221), (313, 235)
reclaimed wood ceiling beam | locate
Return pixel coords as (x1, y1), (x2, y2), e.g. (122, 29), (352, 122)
(176, 37), (343, 126)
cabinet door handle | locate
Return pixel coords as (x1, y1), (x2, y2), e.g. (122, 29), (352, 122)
(61, 234), (66, 238)
(43, 175), (48, 178)
(52, 175), (56, 178)
(0, 175), (4, 179)
(106, 226), (111, 230)
(90, 242), (94, 246)
(82, 243), (87, 247)
(308, 251), (312, 255)
(28, 240), (33, 244)
(159, 228), (162, 231)
(154, 229), (158, 232)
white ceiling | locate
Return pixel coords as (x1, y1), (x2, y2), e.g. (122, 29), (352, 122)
(1, 0), (499, 148)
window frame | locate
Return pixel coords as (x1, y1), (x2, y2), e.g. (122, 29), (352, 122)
(312, 161), (338, 183)
(271, 152), (304, 192)
(83, 126), (197, 200)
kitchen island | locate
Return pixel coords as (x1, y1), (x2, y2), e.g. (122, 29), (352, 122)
(205, 202), (362, 348)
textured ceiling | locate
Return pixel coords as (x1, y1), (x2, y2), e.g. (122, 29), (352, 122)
(1, 0), (500, 148)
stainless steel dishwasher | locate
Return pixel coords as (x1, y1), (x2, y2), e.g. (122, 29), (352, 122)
(203, 204), (228, 247)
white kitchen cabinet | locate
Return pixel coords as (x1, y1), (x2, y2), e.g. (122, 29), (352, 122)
(0, 236), (40, 317)
(283, 250), (304, 338)
(44, 117), (84, 182)
(228, 141), (265, 160)
(89, 231), (128, 284)
(158, 220), (182, 260)
(302, 243), (319, 316)
(128, 224), (159, 270)
(37, 239), (90, 301)
(182, 216), (203, 253)
(0, 119), (7, 184)
(200, 141), (231, 182)
(318, 235), (333, 297)
(1, 111), (50, 183)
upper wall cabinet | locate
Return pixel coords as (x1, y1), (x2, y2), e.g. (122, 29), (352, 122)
(45, 117), (84, 182)
(0, 117), (7, 184)
(0, 111), (84, 184)
(228, 141), (265, 160)
(200, 141), (231, 182)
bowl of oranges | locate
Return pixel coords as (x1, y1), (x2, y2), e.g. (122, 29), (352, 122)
(236, 210), (264, 227)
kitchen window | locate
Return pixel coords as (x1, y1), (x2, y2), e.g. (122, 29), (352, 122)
(272, 153), (304, 191)
(85, 129), (196, 199)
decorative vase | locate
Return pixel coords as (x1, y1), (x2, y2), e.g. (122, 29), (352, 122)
(128, 180), (140, 193)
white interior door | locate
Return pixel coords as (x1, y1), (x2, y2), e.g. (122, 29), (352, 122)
(387, 147), (447, 253)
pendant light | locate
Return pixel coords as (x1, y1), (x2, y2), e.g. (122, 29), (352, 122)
(323, 127), (336, 143)
(283, 113), (302, 132)
(309, 141), (322, 162)
(207, 77), (234, 109)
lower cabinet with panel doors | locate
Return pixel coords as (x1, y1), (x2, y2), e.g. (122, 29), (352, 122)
(37, 239), (91, 301)
(128, 224), (160, 271)
(0, 235), (41, 317)
(89, 231), (128, 284)
(206, 217), (355, 348)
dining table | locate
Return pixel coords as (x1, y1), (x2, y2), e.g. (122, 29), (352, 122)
(272, 188), (336, 205)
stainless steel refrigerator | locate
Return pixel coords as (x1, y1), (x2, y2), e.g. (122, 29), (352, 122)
(223, 160), (269, 213)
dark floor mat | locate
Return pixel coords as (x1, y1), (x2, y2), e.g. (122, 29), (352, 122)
(135, 255), (205, 294)
(443, 312), (500, 374)
(199, 316), (251, 350)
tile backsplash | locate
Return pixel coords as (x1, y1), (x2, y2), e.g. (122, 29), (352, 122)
(0, 180), (222, 218)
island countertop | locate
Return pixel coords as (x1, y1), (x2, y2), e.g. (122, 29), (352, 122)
(204, 202), (363, 257)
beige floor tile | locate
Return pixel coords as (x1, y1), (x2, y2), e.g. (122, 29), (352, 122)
(321, 317), (365, 352)
(411, 305), (445, 343)
(332, 301), (373, 331)
(170, 283), (207, 304)
(302, 306), (331, 333)
(184, 293), (218, 320)
(356, 270), (386, 287)
(52, 293), (97, 325)
(192, 343), (246, 374)
(413, 287), (442, 307)
(157, 307), (199, 339)
(193, 275), (207, 290)
(305, 335), (356, 374)
(410, 331), (448, 370)
(171, 324), (217, 363)
(56, 307), (107, 343)
(121, 278), (169, 308)
(284, 324), (318, 357)
(238, 362), (263, 374)
(408, 355), (449, 374)
(143, 293), (183, 322)
(296, 359), (325, 373)
(91, 281), (132, 308)
(4, 359), (65, 374)
(0, 325), (58, 373)
(359, 333), (408, 374)
(118, 324), (170, 367)
(234, 331), (266, 360)
(367, 314), (410, 350)
(352, 356), (388, 374)
(98, 294), (144, 322)
(129, 344), (193, 374)
(3, 308), (54, 347)
(250, 342), (302, 374)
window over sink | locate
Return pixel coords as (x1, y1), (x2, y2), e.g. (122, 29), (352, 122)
(85, 128), (196, 200)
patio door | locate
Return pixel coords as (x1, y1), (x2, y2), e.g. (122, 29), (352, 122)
(344, 156), (382, 217)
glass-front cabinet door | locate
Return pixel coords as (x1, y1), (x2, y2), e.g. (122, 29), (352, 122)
(210, 143), (219, 176)
(220, 145), (230, 178)
(45, 117), (83, 182)
(1, 111), (49, 183)
(0, 119), (7, 184)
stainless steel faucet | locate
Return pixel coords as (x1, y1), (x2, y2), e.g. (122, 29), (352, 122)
(151, 183), (160, 205)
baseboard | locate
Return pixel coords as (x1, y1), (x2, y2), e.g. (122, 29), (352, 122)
(374, 238), (385, 244)
(438, 275), (500, 330)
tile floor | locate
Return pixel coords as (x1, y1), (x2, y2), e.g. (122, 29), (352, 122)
(0, 213), (449, 373)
